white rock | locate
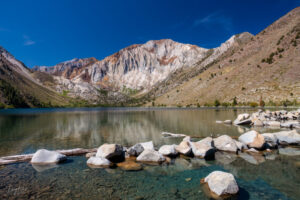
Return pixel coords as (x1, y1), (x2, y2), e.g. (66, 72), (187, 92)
(264, 121), (281, 127)
(31, 149), (67, 164)
(216, 120), (223, 124)
(96, 144), (124, 160)
(158, 145), (177, 156)
(183, 136), (191, 142)
(204, 171), (239, 196)
(175, 141), (192, 155)
(140, 141), (154, 150)
(273, 130), (300, 144)
(234, 140), (248, 150)
(261, 133), (278, 147)
(87, 156), (112, 166)
(280, 121), (300, 128)
(223, 120), (232, 124)
(214, 135), (238, 152)
(190, 137), (215, 159)
(136, 149), (165, 163)
(161, 132), (186, 137)
(127, 143), (144, 156)
(238, 130), (265, 149)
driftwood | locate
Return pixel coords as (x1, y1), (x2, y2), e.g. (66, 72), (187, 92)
(0, 148), (97, 166)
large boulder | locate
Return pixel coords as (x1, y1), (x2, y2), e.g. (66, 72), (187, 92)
(214, 135), (238, 152)
(31, 149), (67, 164)
(203, 171), (239, 197)
(234, 113), (251, 125)
(127, 143), (144, 156)
(140, 141), (154, 150)
(234, 139), (248, 150)
(175, 141), (192, 155)
(87, 156), (112, 167)
(136, 149), (166, 163)
(190, 137), (215, 160)
(158, 145), (178, 156)
(264, 121), (281, 127)
(238, 130), (265, 149)
(261, 133), (278, 148)
(96, 144), (124, 162)
(273, 130), (300, 144)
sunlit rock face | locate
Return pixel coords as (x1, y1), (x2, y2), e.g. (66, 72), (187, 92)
(33, 34), (253, 101)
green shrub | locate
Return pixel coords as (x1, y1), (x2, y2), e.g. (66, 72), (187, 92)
(232, 97), (238, 106)
(214, 100), (220, 107)
(249, 102), (258, 107)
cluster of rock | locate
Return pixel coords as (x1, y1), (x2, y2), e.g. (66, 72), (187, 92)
(233, 109), (300, 128)
(27, 126), (300, 198)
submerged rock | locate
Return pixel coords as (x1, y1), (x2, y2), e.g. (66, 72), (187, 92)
(31, 149), (67, 164)
(215, 151), (237, 165)
(264, 121), (281, 127)
(158, 145), (178, 156)
(214, 135), (238, 152)
(238, 130), (265, 149)
(96, 144), (124, 162)
(280, 121), (300, 129)
(279, 148), (300, 156)
(273, 130), (300, 144)
(140, 141), (154, 150)
(117, 159), (143, 171)
(203, 171), (239, 197)
(136, 149), (165, 163)
(190, 137), (215, 159)
(161, 132), (186, 137)
(223, 120), (232, 124)
(239, 152), (265, 165)
(87, 156), (112, 167)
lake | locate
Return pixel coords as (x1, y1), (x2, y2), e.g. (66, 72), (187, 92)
(0, 107), (299, 199)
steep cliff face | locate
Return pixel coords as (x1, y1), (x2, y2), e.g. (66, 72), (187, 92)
(34, 38), (238, 100)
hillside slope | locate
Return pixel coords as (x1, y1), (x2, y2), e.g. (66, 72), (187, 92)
(0, 47), (71, 108)
(150, 7), (300, 107)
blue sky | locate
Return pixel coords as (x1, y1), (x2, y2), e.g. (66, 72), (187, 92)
(0, 0), (299, 67)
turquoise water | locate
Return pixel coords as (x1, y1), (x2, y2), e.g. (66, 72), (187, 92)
(0, 108), (299, 199)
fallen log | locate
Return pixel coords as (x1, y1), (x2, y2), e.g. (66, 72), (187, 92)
(0, 148), (97, 166)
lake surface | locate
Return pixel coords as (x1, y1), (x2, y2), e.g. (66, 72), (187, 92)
(0, 107), (299, 199)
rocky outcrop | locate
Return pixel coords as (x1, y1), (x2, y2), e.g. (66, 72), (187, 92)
(214, 135), (239, 152)
(238, 130), (265, 149)
(203, 171), (239, 197)
(136, 149), (165, 163)
(31, 149), (67, 164)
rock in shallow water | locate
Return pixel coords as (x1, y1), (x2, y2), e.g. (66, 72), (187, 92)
(136, 149), (165, 163)
(127, 143), (144, 156)
(158, 145), (178, 156)
(116, 159), (143, 171)
(279, 148), (300, 156)
(190, 137), (215, 159)
(234, 113), (251, 125)
(273, 130), (300, 145)
(203, 171), (239, 197)
(31, 149), (67, 164)
(175, 141), (192, 156)
(87, 156), (112, 167)
(214, 135), (238, 152)
(238, 130), (265, 149)
(96, 144), (124, 162)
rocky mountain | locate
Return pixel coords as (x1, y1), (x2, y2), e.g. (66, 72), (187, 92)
(34, 36), (246, 101)
(0, 47), (71, 108)
(151, 7), (300, 107)
(2, 7), (299, 108)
